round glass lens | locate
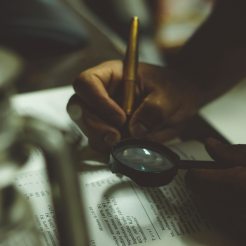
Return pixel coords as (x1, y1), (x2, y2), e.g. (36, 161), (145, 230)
(115, 146), (174, 172)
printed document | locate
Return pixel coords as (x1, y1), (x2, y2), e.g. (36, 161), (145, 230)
(11, 86), (243, 246)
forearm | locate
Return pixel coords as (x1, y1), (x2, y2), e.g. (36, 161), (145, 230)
(169, 0), (246, 102)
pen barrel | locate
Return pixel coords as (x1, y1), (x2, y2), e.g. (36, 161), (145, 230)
(122, 79), (136, 116)
(178, 160), (217, 169)
(122, 16), (139, 116)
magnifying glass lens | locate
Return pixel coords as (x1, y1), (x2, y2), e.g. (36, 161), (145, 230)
(115, 146), (174, 172)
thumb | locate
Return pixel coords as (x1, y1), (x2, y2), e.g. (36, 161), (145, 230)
(186, 138), (246, 198)
(205, 138), (246, 167)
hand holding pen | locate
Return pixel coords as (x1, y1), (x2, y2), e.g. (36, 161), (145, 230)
(68, 16), (206, 151)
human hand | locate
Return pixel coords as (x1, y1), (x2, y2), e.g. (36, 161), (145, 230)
(186, 138), (246, 238)
(67, 60), (208, 152)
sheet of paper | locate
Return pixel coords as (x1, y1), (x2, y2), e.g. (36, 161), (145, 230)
(11, 86), (74, 130)
(15, 142), (241, 246)
(11, 86), (244, 246)
(80, 141), (241, 246)
(15, 152), (56, 246)
(200, 79), (246, 144)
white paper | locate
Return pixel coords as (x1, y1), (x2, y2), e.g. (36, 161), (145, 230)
(11, 86), (244, 246)
(15, 142), (240, 246)
(200, 79), (246, 144)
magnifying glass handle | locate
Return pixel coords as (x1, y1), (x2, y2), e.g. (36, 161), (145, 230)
(178, 160), (222, 169)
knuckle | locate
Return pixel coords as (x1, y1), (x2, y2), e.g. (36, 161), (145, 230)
(73, 72), (95, 95)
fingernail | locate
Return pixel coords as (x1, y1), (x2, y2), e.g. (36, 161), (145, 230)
(104, 133), (119, 145)
(131, 123), (148, 137)
(67, 103), (82, 121)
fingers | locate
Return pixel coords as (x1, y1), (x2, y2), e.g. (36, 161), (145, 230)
(186, 167), (246, 198)
(186, 167), (246, 238)
(129, 93), (176, 137)
(128, 91), (188, 140)
(73, 60), (126, 127)
(67, 94), (121, 152)
(186, 138), (246, 201)
(186, 138), (246, 223)
(68, 60), (127, 151)
(143, 128), (178, 143)
(205, 138), (246, 167)
(84, 114), (121, 152)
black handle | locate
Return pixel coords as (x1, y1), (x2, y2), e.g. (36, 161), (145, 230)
(178, 160), (219, 169)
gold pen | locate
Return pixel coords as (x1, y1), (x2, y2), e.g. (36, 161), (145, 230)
(122, 16), (139, 117)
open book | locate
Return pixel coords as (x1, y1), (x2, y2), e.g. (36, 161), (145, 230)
(11, 86), (244, 246)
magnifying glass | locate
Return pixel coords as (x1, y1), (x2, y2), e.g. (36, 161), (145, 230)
(109, 138), (220, 187)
